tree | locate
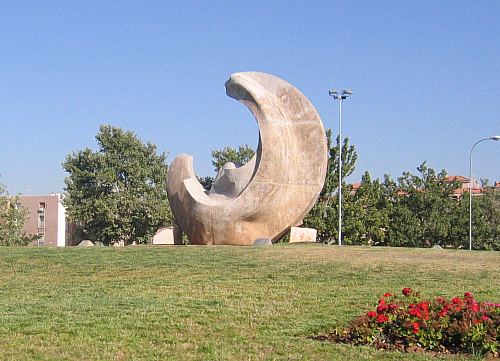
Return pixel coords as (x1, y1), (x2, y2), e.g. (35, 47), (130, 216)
(343, 171), (390, 245)
(468, 187), (500, 250)
(211, 144), (255, 172)
(196, 136), (498, 249)
(383, 174), (423, 247)
(354, 162), (498, 250)
(0, 179), (30, 246)
(303, 130), (358, 243)
(197, 176), (216, 191)
(321, 130), (358, 196)
(199, 144), (256, 191)
(384, 162), (463, 248)
(63, 125), (172, 245)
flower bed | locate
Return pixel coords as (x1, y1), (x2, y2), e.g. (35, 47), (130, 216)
(315, 288), (499, 357)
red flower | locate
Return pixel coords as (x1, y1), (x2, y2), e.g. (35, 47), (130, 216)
(377, 304), (388, 314)
(376, 314), (389, 323)
(418, 302), (429, 311)
(470, 302), (479, 312)
(408, 303), (429, 320)
(345, 290), (500, 353)
(388, 303), (399, 311)
(409, 307), (422, 318)
(412, 321), (420, 334)
(438, 307), (448, 317)
(402, 288), (412, 297)
(436, 296), (445, 304)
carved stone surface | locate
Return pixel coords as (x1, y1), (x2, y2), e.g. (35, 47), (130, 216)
(167, 72), (328, 245)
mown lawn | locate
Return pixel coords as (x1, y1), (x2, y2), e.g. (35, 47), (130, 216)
(0, 244), (498, 361)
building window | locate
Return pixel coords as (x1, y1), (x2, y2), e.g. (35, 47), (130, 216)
(37, 202), (46, 236)
(13, 202), (23, 225)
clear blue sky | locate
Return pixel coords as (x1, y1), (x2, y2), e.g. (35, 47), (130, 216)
(1, 1), (499, 195)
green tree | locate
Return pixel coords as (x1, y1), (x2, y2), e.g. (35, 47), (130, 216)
(63, 125), (172, 245)
(211, 144), (255, 172)
(469, 187), (500, 250)
(199, 144), (256, 191)
(0, 179), (30, 246)
(321, 130), (358, 196)
(197, 176), (216, 191)
(373, 163), (499, 250)
(385, 162), (462, 248)
(384, 173), (423, 247)
(303, 130), (358, 243)
(343, 171), (390, 245)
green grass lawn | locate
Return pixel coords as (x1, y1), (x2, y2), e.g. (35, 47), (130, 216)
(0, 244), (498, 361)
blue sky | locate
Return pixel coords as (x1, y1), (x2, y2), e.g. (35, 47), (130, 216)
(1, 1), (499, 195)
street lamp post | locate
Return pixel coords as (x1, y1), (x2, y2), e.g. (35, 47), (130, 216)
(328, 89), (352, 246)
(468, 135), (500, 250)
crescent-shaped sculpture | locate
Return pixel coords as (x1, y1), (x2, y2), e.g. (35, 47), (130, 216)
(167, 72), (328, 245)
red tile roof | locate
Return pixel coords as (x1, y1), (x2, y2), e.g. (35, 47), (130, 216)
(452, 188), (482, 196)
(350, 182), (361, 190)
(445, 175), (469, 183)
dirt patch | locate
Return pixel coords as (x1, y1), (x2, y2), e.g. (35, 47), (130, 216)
(312, 332), (499, 359)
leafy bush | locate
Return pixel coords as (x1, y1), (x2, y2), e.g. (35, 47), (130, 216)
(0, 180), (31, 246)
(317, 288), (499, 357)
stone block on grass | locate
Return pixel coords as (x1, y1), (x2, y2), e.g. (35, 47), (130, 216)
(289, 227), (317, 243)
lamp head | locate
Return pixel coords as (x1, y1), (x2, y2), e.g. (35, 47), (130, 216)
(341, 89), (352, 99)
(490, 135), (500, 141)
(329, 89), (339, 99)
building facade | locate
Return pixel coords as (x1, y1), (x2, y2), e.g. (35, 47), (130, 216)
(18, 194), (68, 247)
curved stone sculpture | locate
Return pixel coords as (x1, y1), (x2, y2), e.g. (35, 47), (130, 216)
(167, 72), (328, 245)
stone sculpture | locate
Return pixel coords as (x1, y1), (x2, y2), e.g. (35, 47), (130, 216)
(167, 72), (328, 245)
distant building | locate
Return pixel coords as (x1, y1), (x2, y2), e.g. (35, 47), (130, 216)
(18, 194), (72, 247)
(350, 182), (361, 191)
(444, 175), (484, 198)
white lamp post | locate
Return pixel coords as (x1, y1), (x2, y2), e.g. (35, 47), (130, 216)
(328, 89), (352, 246)
(469, 135), (500, 250)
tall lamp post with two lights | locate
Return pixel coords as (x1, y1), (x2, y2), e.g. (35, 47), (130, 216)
(328, 89), (352, 246)
(468, 135), (500, 250)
